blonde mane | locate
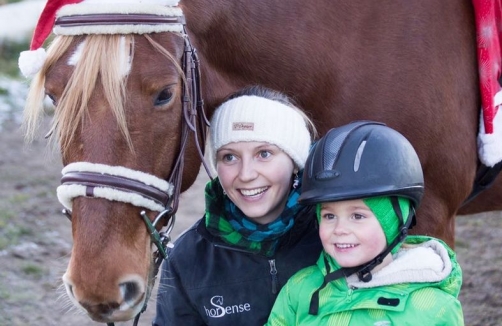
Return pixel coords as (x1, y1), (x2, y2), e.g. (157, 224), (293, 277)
(23, 33), (185, 157)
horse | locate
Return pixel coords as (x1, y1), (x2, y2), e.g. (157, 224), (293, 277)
(21, 2), (209, 323)
(21, 0), (501, 323)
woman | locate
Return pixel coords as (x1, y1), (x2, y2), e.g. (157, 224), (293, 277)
(153, 85), (323, 325)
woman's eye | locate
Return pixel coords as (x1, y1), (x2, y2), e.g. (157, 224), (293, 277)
(222, 153), (235, 162)
(259, 150), (271, 159)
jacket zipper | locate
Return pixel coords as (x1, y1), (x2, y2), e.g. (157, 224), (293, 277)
(269, 259), (278, 294)
(346, 286), (354, 303)
(213, 242), (280, 294)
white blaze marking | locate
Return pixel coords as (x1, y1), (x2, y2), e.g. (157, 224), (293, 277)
(67, 37), (131, 77)
(67, 41), (85, 66)
(118, 36), (132, 77)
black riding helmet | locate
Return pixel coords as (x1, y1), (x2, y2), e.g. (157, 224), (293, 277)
(303, 121), (425, 315)
(299, 121), (424, 206)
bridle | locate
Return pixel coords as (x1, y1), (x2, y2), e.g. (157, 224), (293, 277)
(53, 8), (210, 326)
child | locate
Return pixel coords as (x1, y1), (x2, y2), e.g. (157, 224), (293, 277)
(153, 86), (323, 325)
(266, 121), (464, 325)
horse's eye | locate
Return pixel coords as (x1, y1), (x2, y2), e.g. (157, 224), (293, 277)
(155, 88), (173, 106)
(47, 94), (57, 106)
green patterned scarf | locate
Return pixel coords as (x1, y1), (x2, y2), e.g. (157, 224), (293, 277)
(205, 176), (302, 257)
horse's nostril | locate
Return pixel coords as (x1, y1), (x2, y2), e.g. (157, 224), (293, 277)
(119, 281), (140, 305)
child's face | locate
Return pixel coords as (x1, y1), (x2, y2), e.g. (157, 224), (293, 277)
(319, 199), (387, 268)
(216, 141), (295, 224)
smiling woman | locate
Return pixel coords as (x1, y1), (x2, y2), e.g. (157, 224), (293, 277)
(153, 85), (323, 326)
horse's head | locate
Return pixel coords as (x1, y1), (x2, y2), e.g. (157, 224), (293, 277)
(22, 2), (206, 322)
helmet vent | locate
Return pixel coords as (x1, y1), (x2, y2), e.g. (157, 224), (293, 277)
(353, 140), (367, 172)
(315, 170), (339, 180)
(322, 130), (349, 169)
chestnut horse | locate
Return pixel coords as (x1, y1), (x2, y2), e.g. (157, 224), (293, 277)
(22, 3), (208, 323)
(21, 0), (501, 323)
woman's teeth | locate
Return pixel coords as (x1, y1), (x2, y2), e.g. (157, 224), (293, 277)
(240, 187), (268, 196)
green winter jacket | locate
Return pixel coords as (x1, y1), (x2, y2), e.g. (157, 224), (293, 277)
(265, 236), (464, 326)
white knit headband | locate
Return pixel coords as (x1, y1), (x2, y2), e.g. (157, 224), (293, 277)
(209, 95), (312, 170)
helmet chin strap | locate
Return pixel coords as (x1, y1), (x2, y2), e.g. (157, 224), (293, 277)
(356, 197), (416, 282)
(309, 197), (417, 315)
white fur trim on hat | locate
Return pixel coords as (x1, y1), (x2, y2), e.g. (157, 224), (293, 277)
(209, 95), (312, 170)
(19, 48), (47, 78)
(478, 92), (502, 167)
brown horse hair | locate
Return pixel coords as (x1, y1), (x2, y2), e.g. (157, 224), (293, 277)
(143, 33), (187, 87)
(23, 33), (186, 158)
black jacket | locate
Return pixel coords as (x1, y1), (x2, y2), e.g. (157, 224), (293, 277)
(152, 208), (322, 326)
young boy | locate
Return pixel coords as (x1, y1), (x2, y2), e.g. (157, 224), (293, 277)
(266, 121), (464, 325)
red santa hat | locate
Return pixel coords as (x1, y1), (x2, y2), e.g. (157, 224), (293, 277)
(18, 0), (83, 78)
(18, 0), (182, 78)
(473, 0), (502, 167)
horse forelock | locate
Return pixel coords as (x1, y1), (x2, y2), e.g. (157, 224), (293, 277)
(23, 35), (130, 156)
(24, 33), (185, 159)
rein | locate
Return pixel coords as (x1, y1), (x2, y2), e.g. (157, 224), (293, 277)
(54, 9), (210, 326)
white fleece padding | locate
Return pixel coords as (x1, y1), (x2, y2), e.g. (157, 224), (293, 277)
(57, 184), (166, 212)
(62, 162), (173, 193)
(57, 2), (182, 16)
(346, 239), (453, 288)
(54, 2), (184, 35)
(478, 91), (502, 167)
(58, 162), (173, 212)
(54, 24), (183, 35)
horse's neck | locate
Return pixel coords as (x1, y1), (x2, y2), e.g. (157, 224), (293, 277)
(190, 53), (239, 114)
(183, 0), (327, 112)
(183, 0), (476, 130)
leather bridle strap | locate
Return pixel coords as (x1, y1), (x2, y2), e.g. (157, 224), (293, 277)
(187, 31), (212, 177)
(61, 172), (170, 208)
(55, 13), (185, 27)
(165, 33), (211, 214)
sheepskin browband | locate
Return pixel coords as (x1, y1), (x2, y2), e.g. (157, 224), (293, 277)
(54, 3), (184, 35)
(57, 162), (174, 212)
